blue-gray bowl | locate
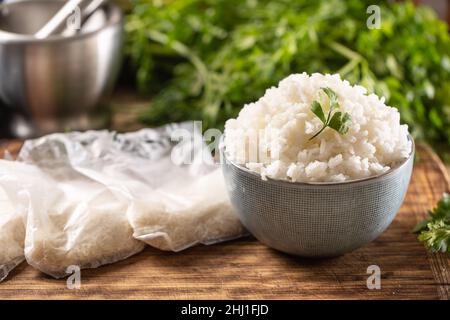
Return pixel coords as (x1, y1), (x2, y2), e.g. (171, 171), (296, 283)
(221, 136), (415, 257)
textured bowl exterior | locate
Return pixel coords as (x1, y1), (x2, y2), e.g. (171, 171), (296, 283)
(221, 140), (414, 257)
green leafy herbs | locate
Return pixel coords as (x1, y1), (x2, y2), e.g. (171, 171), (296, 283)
(413, 193), (450, 253)
(309, 87), (352, 140)
(126, 0), (450, 149)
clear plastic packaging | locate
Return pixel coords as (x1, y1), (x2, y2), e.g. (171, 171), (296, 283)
(10, 122), (245, 278)
(0, 190), (24, 281)
(0, 161), (35, 282)
(11, 154), (145, 278)
(129, 168), (245, 251)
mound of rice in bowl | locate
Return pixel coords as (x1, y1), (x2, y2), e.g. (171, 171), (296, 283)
(223, 73), (412, 183)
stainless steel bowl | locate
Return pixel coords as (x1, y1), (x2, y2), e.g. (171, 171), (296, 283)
(0, 0), (123, 137)
(221, 136), (415, 257)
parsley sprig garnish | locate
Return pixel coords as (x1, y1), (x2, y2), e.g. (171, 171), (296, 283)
(413, 193), (450, 253)
(309, 87), (352, 141)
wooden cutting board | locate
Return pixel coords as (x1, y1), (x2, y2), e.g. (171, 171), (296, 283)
(0, 140), (448, 300)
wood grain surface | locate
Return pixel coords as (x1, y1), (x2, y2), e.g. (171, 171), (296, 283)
(0, 140), (448, 300)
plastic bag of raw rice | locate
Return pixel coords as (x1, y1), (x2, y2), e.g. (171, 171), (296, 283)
(0, 161), (37, 282)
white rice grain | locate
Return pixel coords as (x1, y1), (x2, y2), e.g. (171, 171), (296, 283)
(224, 73), (411, 182)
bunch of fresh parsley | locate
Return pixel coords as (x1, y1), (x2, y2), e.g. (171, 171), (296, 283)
(125, 0), (450, 149)
(413, 193), (450, 253)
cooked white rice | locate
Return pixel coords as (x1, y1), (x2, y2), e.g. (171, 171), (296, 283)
(224, 73), (412, 182)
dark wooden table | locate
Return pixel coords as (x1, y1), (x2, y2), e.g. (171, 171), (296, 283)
(0, 141), (448, 299)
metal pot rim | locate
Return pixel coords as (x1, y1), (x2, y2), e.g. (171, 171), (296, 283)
(220, 134), (415, 187)
(0, 0), (123, 44)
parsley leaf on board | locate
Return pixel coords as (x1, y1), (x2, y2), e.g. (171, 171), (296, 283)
(413, 193), (450, 253)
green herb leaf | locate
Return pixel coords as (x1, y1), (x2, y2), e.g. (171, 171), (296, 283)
(430, 192), (450, 220)
(311, 101), (326, 124)
(309, 88), (352, 140)
(328, 111), (352, 135)
(417, 220), (450, 253)
(321, 87), (338, 108)
(412, 218), (429, 233)
(414, 193), (450, 253)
